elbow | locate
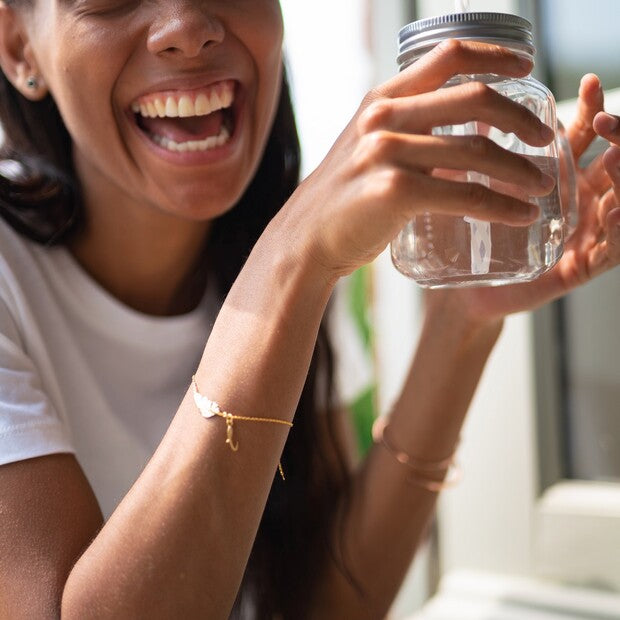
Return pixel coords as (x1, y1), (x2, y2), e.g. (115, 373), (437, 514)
(60, 565), (109, 619)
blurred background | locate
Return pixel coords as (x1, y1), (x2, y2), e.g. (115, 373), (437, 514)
(280, 0), (620, 618)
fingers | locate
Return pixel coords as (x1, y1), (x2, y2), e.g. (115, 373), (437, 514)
(403, 170), (539, 225)
(593, 146), (620, 231)
(360, 83), (554, 148)
(597, 188), (618, 230)
(586, 207), (620, 279)
(373, 40), (532, 100)
(606, 207), (620, 261)
(582, 146), (620, 233)
(593, 111), (619, 142)
(603, 145), (620, 204)
(567, 73), (604, 160)
(583, 153), (613, 194)
(372, 133), (555, 196)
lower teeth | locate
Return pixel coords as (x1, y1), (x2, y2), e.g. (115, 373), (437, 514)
(150, 126), (231, 153)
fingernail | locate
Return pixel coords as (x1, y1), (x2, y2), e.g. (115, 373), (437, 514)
(540, 123), (555, 142)
(518, 56), (533, 70)
(601, 113), (619, 133)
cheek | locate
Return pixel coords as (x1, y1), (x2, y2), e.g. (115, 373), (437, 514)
(264, 7), (285, 69)
(249, 10), (285, 120)
(243, 2), (284, 74)
(38, 29), (128, 148)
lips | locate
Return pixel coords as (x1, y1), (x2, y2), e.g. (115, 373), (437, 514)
(130, 79), (237, 154)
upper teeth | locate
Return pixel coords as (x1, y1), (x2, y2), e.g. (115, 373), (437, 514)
(131, 83), (234, 119)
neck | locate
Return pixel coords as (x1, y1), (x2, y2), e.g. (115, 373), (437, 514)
(70, 170), (212, 318)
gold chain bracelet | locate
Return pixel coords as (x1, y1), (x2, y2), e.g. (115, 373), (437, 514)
(191, 376), (293, 480)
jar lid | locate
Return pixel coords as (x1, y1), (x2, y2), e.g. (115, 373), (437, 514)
(398, 12), (535, 69)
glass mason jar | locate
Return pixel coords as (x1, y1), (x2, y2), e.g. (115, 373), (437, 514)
(391, 12), (575, 288)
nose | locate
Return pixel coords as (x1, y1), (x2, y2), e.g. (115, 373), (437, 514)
(147, 3), (225, 58)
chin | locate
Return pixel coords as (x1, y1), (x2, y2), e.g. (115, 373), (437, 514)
(156, 184), (247, 222)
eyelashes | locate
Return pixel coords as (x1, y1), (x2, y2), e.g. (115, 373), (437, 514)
(72, 0), (139, 19)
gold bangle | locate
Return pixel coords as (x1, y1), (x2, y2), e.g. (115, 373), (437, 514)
(191, 376), (293, 480)
(372, 416), (461, 492)
(406, 464), (463, 492)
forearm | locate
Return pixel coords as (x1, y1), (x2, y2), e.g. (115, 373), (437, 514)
(61, 220), (335, 618)
(313, 302), (504, 618)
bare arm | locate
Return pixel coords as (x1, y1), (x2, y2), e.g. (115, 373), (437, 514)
(311, 297), (503, 618)
(59, 229), (335, 618)
(0, 226), (335, 619)
(0, 455), (103, 620)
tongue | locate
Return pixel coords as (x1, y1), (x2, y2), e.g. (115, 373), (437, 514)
(140, 110), (225, 142)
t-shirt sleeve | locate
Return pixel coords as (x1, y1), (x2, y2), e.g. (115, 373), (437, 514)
(0, 295), (74, 466)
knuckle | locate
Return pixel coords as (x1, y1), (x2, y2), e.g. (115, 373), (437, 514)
(356, 131), (397, 168)
(467, 80), (493, 102)
(436, 38), (463, 60)
(371, 167), (409, 200)
(468, 135), (492, 157)
(573, 116), (592, 135)
(364, 130), (396, 160)
(486, 42), (514, 61)
(518, 104), (536, 127)
(521, 155), (540, 178)
(465, 182), (488, 207)
(358, 98), (394, 133)
(361, 87), (381, 108)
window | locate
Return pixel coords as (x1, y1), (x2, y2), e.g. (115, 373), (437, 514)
(526, 0), (620, 593)
(530, 0), (620, 486)
(425, 0), (620, 607)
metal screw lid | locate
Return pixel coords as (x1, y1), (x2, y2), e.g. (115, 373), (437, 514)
(398, 12), (535, 70)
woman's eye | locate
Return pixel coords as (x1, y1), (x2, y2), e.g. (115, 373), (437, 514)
(73, 0), (138, 18)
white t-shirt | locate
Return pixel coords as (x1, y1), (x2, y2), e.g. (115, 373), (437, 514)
(0, 218), (216, 517)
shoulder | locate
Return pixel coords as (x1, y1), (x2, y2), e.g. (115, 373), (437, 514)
(0, 214), (46, 281)
(0, 216), (58, 341)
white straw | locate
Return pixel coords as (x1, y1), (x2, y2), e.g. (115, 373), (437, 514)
(453, 0), (492, 275)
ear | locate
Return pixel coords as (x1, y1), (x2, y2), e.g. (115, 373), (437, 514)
(0, 2), (47, 101)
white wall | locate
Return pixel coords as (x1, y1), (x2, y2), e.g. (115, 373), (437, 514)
(280, 0), (372, 178)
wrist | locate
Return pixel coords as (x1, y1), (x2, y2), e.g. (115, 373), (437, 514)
(267, 191), (348, 289)
(422, 290), (505, 345)
(252, 215), (337, 308)
(387, 294), (504, 462)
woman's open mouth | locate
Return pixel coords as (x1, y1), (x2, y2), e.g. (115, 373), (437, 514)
(130, 80), (236, 153)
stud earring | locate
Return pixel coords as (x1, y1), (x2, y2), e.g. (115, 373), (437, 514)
(26, 76), (38, 89)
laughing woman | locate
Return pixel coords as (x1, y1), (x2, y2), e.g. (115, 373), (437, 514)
(0, 2), (619, 619)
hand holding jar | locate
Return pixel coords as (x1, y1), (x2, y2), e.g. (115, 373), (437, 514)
(286, 36), (555, 284)
(423, 72), (620, 325)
